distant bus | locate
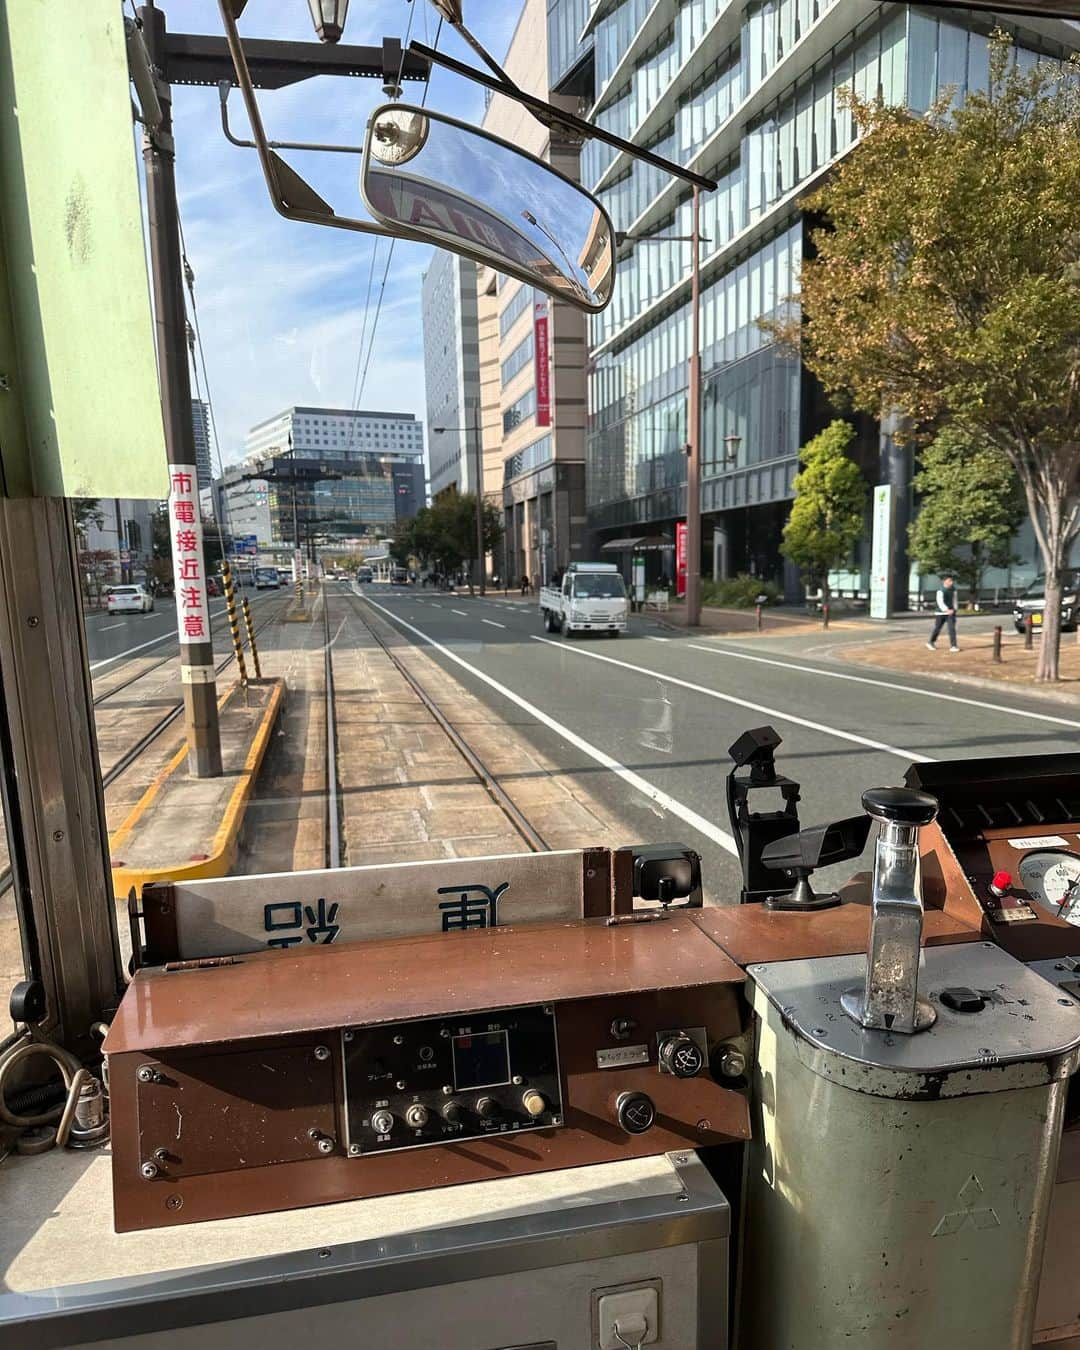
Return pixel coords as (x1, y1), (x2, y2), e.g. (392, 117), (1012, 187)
(255, 567), (281, 589)
(356, 566), (374, 583)
(390, 566), (409, 585)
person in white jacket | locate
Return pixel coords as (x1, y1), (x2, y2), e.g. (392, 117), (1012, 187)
(926, 574), (959, 652)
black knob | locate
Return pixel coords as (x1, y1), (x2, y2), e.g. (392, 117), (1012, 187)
(659, 1033), (705, 1079)
(475, 1095), (500, 1122)
(441, 1100), (465, 1126)
(862, 787), (938, 827)
(616, 1090), (656, 1135)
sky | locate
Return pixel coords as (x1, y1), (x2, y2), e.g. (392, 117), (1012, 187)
(169, 1), (524, 470)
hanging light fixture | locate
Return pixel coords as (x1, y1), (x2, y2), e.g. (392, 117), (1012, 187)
(307, 0), (349, 43)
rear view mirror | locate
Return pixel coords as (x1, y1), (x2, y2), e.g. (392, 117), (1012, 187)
(361, 104), (614, 312)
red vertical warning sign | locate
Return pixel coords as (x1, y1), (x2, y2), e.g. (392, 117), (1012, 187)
(534, 300), (551, 428)
(676, 521), (688, 599)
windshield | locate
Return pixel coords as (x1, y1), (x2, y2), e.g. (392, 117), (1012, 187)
(1021, 574), (1080, 598)
(571, 574), (626, 599)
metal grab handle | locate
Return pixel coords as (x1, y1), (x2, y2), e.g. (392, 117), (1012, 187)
(841, 787), (939, 1035)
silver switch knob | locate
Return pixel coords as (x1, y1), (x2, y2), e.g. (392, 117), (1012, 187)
(370, 1109), (394, 1135)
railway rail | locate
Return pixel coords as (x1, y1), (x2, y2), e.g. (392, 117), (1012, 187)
(340, 585), (549, 855)
(0, 590), (293, 899)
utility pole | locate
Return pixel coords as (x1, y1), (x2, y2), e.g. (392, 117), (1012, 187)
(139, 4), (222, 776)
(685, 186), (703, 629)
(472, 399), (486, 596)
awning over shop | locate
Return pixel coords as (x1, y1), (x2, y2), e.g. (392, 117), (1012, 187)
(600, 535), (675, 552)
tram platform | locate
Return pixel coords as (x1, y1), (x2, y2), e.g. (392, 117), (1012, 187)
(107, 677), (284, 897)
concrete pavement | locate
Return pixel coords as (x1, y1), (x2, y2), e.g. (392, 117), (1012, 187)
(355, 585), (1080, 904)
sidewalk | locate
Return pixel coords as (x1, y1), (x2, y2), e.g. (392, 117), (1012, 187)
(840, 625), (1080, 702)
(653, 600), (873, 637)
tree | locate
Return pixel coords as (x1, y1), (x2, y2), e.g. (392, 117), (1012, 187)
(71, 498), (105, 546)
(391, 496), (503, 593)
(908, 426), (1025, 603)
(781, 420), (868, 602)
(774, 40), (1080, 678)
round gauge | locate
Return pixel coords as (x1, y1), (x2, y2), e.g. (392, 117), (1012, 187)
(1017, 850), (1080, 923)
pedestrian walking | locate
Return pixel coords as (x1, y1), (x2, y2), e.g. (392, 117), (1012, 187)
(927, 574), (959, 652)
(520, 573), (530, 597)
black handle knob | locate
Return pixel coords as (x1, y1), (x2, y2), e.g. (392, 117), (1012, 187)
(475, 1096), (500, 1122)
(862, 787), (938, 827)
(616, 1090), (656, 1135)
(659, 1033), (705, 1079)
(441, 1100), (465, 1126)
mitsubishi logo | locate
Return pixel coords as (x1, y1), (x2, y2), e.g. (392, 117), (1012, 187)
(931, 1174), (1001, 1237)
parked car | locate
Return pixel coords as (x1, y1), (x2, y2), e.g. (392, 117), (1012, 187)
(1013, 572), (1080, 634)
(106, 584), (154, 614)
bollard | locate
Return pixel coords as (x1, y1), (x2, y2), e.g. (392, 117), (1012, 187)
(241, 595), (261, 678)
(822, 602), (830, 630)
(220, 562), (248, 686)
(992, 625), (1002, 663)
(1025, 614), (1034, 649)
(756, 603), (763, 632)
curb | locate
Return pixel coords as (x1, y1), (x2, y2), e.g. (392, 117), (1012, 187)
(109, 676), (285, 897)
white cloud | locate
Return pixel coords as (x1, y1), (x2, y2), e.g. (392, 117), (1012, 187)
(168, 1), (516, 465)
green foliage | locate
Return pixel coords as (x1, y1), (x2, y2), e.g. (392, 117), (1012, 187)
(780, 420), (868, 596)
(908, 426), (1025, 600)
(700, 575), (781, 608)
(71, 498), (105, 540)
(780, 36), (1080, 676)
(392, 495), (503, 588)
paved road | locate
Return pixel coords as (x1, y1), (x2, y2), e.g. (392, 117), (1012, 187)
(350, 583), (1080, 903)
(84, 588), (283, 671)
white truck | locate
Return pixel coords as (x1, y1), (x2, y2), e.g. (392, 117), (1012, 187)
(539, 562), (629, 637)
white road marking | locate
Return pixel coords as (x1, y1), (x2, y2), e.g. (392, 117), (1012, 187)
(687, 644), (1080, 731)
(532, 636), (932, 764)
(452, 609), (468, 616)
(482, 619), (506, 629)
(88, 596), (268, 672)
(100, 623), (126, 631)
(430, 603), (442, 608)
(363, 597), (737, 854)
(646, 635), (669, 642)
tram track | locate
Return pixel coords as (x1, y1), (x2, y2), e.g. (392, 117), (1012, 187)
(342, 587), (549, 855)
(323, 586), (344, 870)
(0, 592), (294, 899)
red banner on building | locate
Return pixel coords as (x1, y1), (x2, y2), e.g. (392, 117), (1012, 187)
(534, 300), (551, 428)
(676, 521), (688, 598)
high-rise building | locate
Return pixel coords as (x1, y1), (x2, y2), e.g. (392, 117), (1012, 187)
(422, 252), (483, 502)
(242, 407), (425, 545)
(191, 399), (212, 491)
(550, 1), (1079, 597)
(481, 0), (589, 586)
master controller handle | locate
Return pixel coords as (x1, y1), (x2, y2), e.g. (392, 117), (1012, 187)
(841, 786), (940, 1035)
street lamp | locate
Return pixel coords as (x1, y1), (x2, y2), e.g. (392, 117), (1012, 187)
(617, 189), (708, 625)
(307, 0), (350, 43)
(432, 401), (487, 596)
(723, 433), (742, 466)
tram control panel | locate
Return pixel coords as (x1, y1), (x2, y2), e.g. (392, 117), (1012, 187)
(343, 1006), (563, 1154)
(906, 753), (1080, 957)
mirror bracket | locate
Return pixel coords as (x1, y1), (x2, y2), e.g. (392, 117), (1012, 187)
(409, 38), (717, 193)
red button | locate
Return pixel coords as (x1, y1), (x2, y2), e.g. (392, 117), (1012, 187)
(991, 870), (1013, 896)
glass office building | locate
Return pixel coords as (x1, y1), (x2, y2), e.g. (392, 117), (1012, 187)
(550, 1), (1080, 592)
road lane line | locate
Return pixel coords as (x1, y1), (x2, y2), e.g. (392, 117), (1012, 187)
(363, 596), (737, 854)
(100, 623), (126, 631)
(646, 635), (669, 642)
(430, 603), (442, 607)
(452, 609), (468, 616)
(532, 636), (932, 764)
(88, 596), (268, 671)
(687, 644), (1080, 731)
(482, 619), (506, 629)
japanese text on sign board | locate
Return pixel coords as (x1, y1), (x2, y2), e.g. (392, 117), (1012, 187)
(168, 464), (210, 644)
